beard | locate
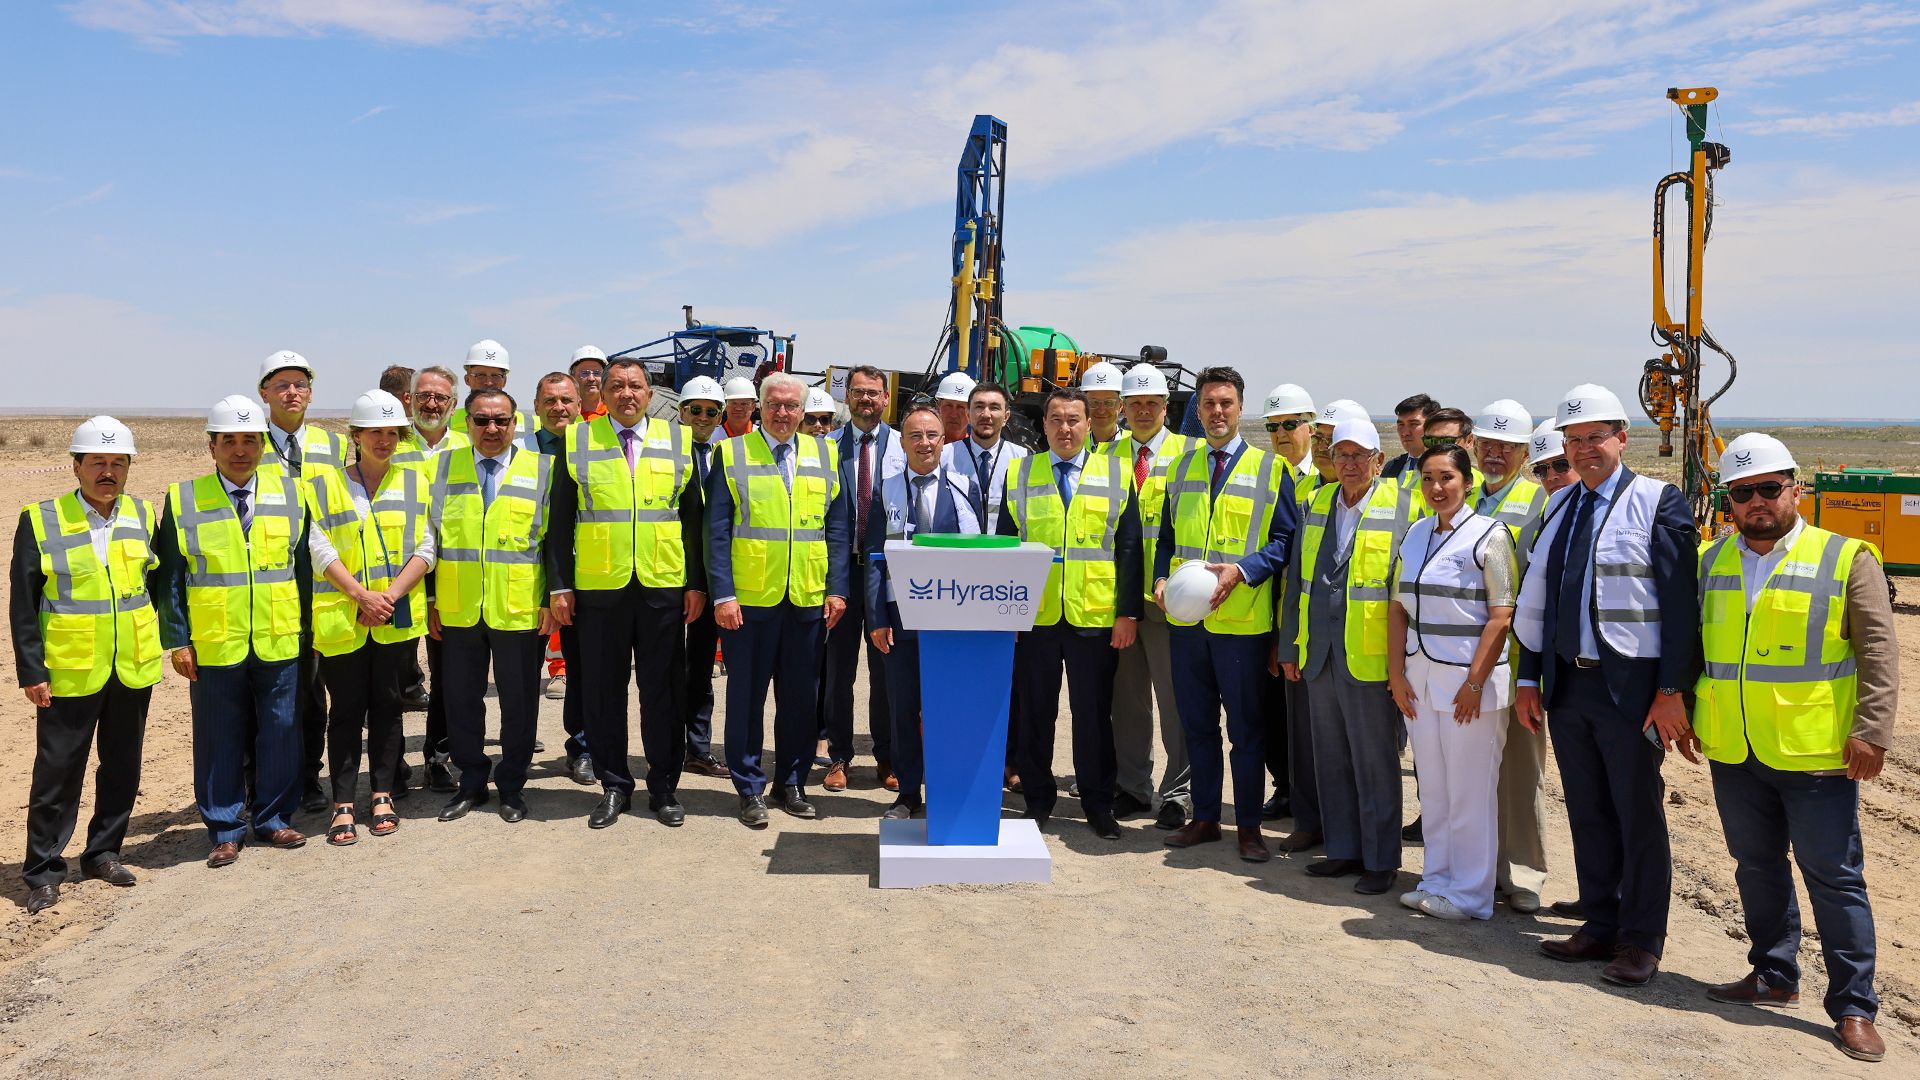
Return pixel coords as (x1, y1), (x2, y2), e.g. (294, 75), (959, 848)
(414, 412), (448, 435)
(1738, 511), (1796, 542)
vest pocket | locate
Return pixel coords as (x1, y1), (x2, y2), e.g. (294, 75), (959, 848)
(254, 515), (293, 567)
(733, 546), (769, 596)
(188, 590), (229, 645)
(44, 614), (95, 670)
(312, 595), (358, 650)
(1690, 676), (1738, 756)
(124, 605), (160, 663)
(1770, 681), (1842, 757)
(1078, 559), (1116, 621)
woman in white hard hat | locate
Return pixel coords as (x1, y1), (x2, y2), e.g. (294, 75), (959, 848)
(1387, 443), (1518, 921)
(801, 386), (839, 436)
(305, 390), (437, 845)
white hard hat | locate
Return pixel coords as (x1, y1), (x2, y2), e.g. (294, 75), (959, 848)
(679, 376), (725, 405)
(1081, 361), (1124, 394)
(258, 349), (314, 384)
(349, 389), (408, 428)
(569, 345), (607, 368)
(722, 376), (757, 401)
(465, 339), (510, 372)
(1163, 561), (1219, 623)
(1329, 418), (1381, 453)
(1719, 432), (1799, 485)
(935, 371), (977, 403)
(206, 395), (268, 434)
(805, 387), (835, 415)
(1476, 398), (1533, 444)
(1556, 383), (1629, 430)
(1527, 419), (1565, 465)
(69, 415), (136, 456)
(1317, 398), (1369, 427)
(1263, 383), (1315, 418)
(1121, 364), (1169, 398)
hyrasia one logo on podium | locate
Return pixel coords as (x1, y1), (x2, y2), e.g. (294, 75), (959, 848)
(905, 576), (1030, 615)
(883, 540), (1055, 632)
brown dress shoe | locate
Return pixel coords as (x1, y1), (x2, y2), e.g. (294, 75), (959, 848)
(1163, 820), (1223, 848)
(207, 842), (241, 868)
(260, 827), (306, 849)
(822, 762), (849, 792)
(1706, 973), (1799, 1008)
(882, 769), (899, 793)
(1539, 930), (1613, 963)
(1836, 1017), (1885, 1062)
(1601, 944), (1660, 987)
(1237, 826), (1270, 863)
(1275, 830), (1323, 854)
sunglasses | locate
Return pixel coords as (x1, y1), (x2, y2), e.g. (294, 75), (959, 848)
(1265, 419), (1308, 432)
(469, 416), (515, 429)
(1531, 458), (1572, 478)
(1728, 480), (1788, 504)
(1421, 434), (1461, 449)
(682, 405), (721, 418)
(802, 415), (834, 426)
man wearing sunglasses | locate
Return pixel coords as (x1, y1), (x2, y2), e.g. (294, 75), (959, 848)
(1259, 383), (1316, 827)
(1405, 407), (1483, 493)
(1693, 434), (1894, 1064)
(1513, 383), (1698, 991)
(675, 377), (731, 780)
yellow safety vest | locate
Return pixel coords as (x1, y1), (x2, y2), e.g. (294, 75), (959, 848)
(166, 467), (304, 666)
(1003, 452), (1129, 628)
(391, 428), (471, 471)
(565, 416), (693, 592)
(27, 492), (162, 697)
(1163, 444), (1285, 635)
(1103, 431), (1188, 603)
(261, 424), (348, 476)
(431, 449), (553, 631)
(1694, 525), (1870, 771)
(305, 465), (430, 655)
(1294, 479), (1423, 682)
(717, 431), (839, 608)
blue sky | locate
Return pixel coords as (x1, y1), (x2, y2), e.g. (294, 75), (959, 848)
(2, 0), (1917, 419)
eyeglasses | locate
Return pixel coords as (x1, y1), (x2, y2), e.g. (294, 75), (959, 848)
(682, 405), (721, 418)
(265, 380), (312, 394)
(1422, 433), (1462, 449)
(1333, 451), (1375, 465)
(469, 416), (515, 429)
(847, 387), (887, 400)
(1562, 430), (1618, 451)
(413, 392), (452, 405)
(764, 401), (801, 415)
(1531, 458), (1572, 478)
(1265, 418), (1308, 432)
(1728, 480), (1788, 504)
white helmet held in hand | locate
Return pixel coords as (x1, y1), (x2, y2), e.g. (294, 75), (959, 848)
(1121, 364), (1169, 398)
(935, 370), (977, 403)
(679, 376), (725, 405)
(206, 395), (268, 433)
(1719, 432), (1799, 485)
(349, 389), (408, 428)
(1263, 383), (1315, 418)
(1556, 383), (1629, 430)
(465, 339), (510, 371)
(70, 415), (136, 456)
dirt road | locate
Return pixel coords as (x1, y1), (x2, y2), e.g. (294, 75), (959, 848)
(0, 422), (1914, 1077)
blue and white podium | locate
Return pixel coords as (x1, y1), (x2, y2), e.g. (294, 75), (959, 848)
(877, 536), (1055, 888)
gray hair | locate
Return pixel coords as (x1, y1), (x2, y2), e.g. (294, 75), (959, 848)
(758, 372), (806, 409)
(414, 365), (458, 392)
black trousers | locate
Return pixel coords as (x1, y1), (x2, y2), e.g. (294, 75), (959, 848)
(424, 634), (448, 760)
(298, 632), (329, 784)
(1015, 622), (1119, 820)
(1262, 667), (1290, 801)
(320, 640), (412, 804)
(22, 676), (151, 888)
(577, 585), (687, 804)
(683, 602), (718, 758)
(820, 558), (891, 766)
(442, 623), (546, 798)
(559, 620), (587, 760)
(720, 603), (826, 796)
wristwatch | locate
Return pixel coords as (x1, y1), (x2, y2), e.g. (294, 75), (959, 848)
(1464, 680), (1484, 693)
(1658, 687), (1682, 697)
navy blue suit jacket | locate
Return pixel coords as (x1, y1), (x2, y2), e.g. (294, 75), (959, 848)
(864, 470), (971, 632)
(704, 433), (852, 620)
(1150, 441), (1299, 588)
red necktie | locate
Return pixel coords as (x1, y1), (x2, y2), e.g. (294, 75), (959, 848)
(1135, 445), (1150, 488)
(857, 433), (873, 543)
(1211, 449), (1229, 497)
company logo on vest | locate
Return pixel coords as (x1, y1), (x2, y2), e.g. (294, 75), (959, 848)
(907, 577), (1031, 614)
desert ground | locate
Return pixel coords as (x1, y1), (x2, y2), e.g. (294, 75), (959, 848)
(1, 416), (1917, 1078)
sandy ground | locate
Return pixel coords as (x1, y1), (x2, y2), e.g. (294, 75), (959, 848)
(1, 420), (1917, 1078)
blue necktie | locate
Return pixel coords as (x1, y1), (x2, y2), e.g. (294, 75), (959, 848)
(1554, 487), (1598, 663)
(232, 488), (251, 532)
(1054, 460), (1075, 508)
(909, 474), (933, 534)
(480, 457), (500, 509)
(775, 443), (793, 492)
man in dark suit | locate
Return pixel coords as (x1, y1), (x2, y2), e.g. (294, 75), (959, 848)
(676, 376), (731, 778)
(818, 365), (903, 792)
(865, 404), (982, 819)
(1515, 383), (1699, 989)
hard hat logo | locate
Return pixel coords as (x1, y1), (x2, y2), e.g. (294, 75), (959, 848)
(383, 406), (397, 418)
(1566, 401), (1584, 415)
(1733, 450), (1753, 467)
(236, 410), (251, 422)
(1491, 417), (1510, 430)
(99, 432), (116, 443)
(484, 351), (497, 362)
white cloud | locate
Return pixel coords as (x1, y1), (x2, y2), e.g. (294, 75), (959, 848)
(450, 253), (520, 276)
(351, 104), (393, 124)
(1222, 97), (1405, 152)
(1733, 99), (1920, 135)
(403, 202), (498, 225)
(51, 181), (115, 211)
(65, 0), (561, 46)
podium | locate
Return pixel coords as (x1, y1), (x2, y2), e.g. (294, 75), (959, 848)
(876, 535), (1055, 888)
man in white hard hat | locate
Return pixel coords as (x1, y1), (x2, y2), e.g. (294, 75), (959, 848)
(154, 397), (310, 866)
(12, 417), (160, 914)
(1526, 420), (1574, 503)
(935, 370), (976, 445)
(1260, 382), (1318, 825)
(570, 346), (608, 421)
(1692, 433), (1894, 1063)
(675, 376), (731, 780)
(1514, 383), (1698, 989)
(721, 376), (758, 437)
(1081, 360), (1126, 454)
(1104, 362), (1192, 829)
(819, 365), (904, 792)
(450, 339), (530, 435)
(522, 371), (581, 738)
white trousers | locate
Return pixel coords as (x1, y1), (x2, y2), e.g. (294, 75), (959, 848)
(1405, 654), (1508, 919)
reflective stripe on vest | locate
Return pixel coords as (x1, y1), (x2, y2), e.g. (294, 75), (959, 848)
(1397, 512), (1505, 667)
(1104, 432), (1188, 604)
(1004, 452), (1128, 627)
(1511, 473), (1666, 658)
(262, 425), (347, 476)
(1692, 525), (1866, 771)
(391, 428), (472, 469)
(1164, 445), (1282, 634)
(565, 417), (692, 591)
(1294, 478), (1422, 682)
(28, 492), (163, 697)
(305, 465), (429, 655)
(431, 449), (553, 630)
(169, 467), (303, 666)
(719, 432), (839, 608)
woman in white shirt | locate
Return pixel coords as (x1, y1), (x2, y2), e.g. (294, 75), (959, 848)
(1387, 443), (1517, 920)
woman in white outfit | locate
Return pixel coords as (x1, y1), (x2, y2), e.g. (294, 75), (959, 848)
(1387, 443), (1517, 920)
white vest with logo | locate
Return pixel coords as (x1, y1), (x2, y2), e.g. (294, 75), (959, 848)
(1398, 511), (1507, 669)
(1514, 472), (1667, 659)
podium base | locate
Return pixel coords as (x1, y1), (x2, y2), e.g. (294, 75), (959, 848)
(876, 819), (1051, 889)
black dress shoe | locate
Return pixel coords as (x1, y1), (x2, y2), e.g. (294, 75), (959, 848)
(82, 858), (137, 887)
(740, 794), (770, 827)
(1088, 812), (1122, 840)
(532, 739), (545, 754)
(26, 884), (58, 914)
(1550, 899), (1585, 919)
(498, 794), (527, 823)
(1261, 793), (1289, 821)
(567, 755), (596, 786)
(1401, 816), (1424, 843)
(300, 780), (329, 814)
(426, 761), (458, 794)
(1111, 792), (1152, 819)
(771, 786), (817, 819)
(1154, 800), (1188, 830)
(1305, 857), (1364, 878)
(400, 686), (431, 711)
(881, 800), (921, 821)
(438, 790), (490, 821)
(1354, 869), (1397, 895)
(655, 800), (686, 827)
(588, 790), (631, 829)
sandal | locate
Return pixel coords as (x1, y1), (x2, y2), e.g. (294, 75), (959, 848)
(369, 794), (400, 836)
(327, 805), (358, 847)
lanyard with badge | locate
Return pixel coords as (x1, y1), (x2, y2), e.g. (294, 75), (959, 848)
(352, 464), (412, 628)
(970, 440), (1002, 518)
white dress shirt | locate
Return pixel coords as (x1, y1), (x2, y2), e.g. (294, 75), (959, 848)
(1736, 516), (1806, 609)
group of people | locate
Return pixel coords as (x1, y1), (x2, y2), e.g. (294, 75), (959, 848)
(10, 350), (1895, 1063)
